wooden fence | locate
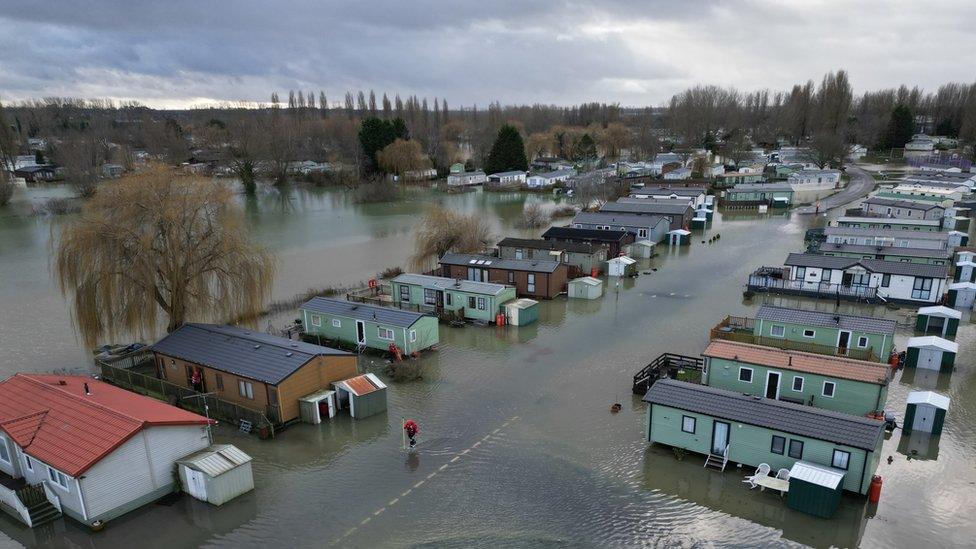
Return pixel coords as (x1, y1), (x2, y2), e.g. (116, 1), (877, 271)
(96, 359), (280, 433)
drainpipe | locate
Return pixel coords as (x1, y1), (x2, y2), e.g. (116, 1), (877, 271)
(859, 451), (870, 494)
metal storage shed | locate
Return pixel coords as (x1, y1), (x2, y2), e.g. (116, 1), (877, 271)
(915, 306), (961, 339)
(905, 336), (958, 372)
(298, 388), (337, 424)
(568, 276), (603, 299)
(786, 461), (845, 519)
(667, 229), (691, 246)
(177, 444), (254, 506)
(904, 391), (950, 435)
(505, 298), (539, 326)
(947, 281), (976, 309)
(607, 256), (637, 277)
(630, 240), (656, 259)
(333, 373), (388, 419)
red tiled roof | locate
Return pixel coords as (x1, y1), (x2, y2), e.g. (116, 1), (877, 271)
(0, 374), (211, 477)
(703, 340), (890, 385)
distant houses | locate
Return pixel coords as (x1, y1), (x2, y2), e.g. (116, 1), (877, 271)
(496, 237), (608, 277)
(601, 199), (694, 232)
(816, 242), (951, 265)
(541, 226), (634, 257)
(834, 216), (942, 233)
(722, 183), (794, 208)
(447, 170), (487, 187)
(788, 169), (841, 187)
(487, 170), (527, 186)
(860, 197), (945, 222)
(526, 168), (575, 188)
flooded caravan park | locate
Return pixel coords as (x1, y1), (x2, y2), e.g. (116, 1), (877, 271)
(1, 184), (975, 548)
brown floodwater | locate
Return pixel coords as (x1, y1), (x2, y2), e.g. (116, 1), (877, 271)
(0, 183), (974, 548)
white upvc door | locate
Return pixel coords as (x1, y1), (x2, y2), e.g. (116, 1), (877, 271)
(185, 468), (207, 500)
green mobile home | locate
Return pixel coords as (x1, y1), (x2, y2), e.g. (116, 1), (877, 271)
(816, 242), (952, 266)
(753, 305), (895, 362)
(391, 273), (516, 324)
(300, 297), (439, 355)
(644, 379), (884, 495)
(834, 216), (942, 232)
(915, 305), (961, 339)
(702, 340), (891, 416)
(723, 183), (794, 207)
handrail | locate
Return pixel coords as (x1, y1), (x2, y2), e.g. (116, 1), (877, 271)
(0, 483), (33, 526)
(41, 481), (61, 513)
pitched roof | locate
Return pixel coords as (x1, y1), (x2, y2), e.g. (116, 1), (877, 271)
(572, 211), (668, 229)
(392, 273), (511, 295)
(176, 444), (252, 477)
(336, 373), (386, 396)
(755, 305), (896, 335)
(917, 305), (962, 319)
(785, 253), (949, 278)
(862, 197), (943, 211)
(644, 380), (884, 451)
(729, 183), (793, 192)
(601, 200), (693, 215)
(703, 340), (890, 385)
(439, 253), (562, 273)
(816, 242), (952, 260)
(496, 237), (602, 254)
(541, 226), (632, 242)
(837, 216), (941, 226)
(301, 297), (429, 328)
(0, 375), (210, 477)
(823, 226), (950, 241)
(631, 186), (704, 197)
(152, 323), (349, 385)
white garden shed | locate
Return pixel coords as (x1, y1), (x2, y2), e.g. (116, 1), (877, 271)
(905, 336), (957, 372)
(607, 256), (637, 277)
(177, 444), (254, 506)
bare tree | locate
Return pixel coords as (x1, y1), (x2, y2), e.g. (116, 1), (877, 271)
(377, 138), (429, 176)
(53, 166), (276, 347)
(411, 206), (494, 271)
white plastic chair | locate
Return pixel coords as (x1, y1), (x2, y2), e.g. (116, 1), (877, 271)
(776, 468), (790, 481)
(742, 463), (771, 489)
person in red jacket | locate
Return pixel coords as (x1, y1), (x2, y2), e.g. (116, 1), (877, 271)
(404, 419), (419, 447)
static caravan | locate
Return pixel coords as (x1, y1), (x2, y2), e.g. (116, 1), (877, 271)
(752, 304), (896, 362)
(905, 336), (957, 372)
(391, 274), (516, 324)
(701, 340), (891, 416)
(915, 306), (961, 339)
(816, 242), (951, 265)
(834, 216), (942, 232)
(644, 380), (884, 495)
(568, 276), (603, 299)
(300, 297), (439, 355)
(903, 391), (950, 435)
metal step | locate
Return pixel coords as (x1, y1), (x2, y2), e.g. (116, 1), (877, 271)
(27, 503), (62, 527)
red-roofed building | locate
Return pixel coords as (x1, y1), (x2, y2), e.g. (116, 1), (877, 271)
(0, 374), (212, 527)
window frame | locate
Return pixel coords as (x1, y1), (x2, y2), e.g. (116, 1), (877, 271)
(802, 329), (816, 338)
(832, 449), (851, 470)
(769, 325), (786, 338)
(822, 381), (836, 398)
(881, 273), (891, 287)
(681, 416), (696, 434)
(738, 367), (754, 383)
(770, 435), (786, 455)
(527, 273), (536, 293)
(377, 327), (395, 341)
(238, 379), (254, 400)
(47, 466), (69, 490)
(794, 266), (806, 280)
(477, 297), (486, 311)
(856, 336), (869, 348)
(791, 376), (804, 392)
(423, 288), (439, 306)
(409, 329), (417, 343)
(310, 314), (322, 327)
(215, 374), (224, 391)
(332, 318), (341, 328)
(788, 439), (804, 459)
(399, 285), (411, 302)
(0, 437), (9, 464)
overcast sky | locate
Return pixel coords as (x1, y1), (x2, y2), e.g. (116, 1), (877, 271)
(1, 1), (974, 109)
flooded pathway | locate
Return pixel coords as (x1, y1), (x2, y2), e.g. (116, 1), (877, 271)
(0, 184), (974, 548)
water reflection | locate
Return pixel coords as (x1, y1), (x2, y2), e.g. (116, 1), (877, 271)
(640, 446), (869, 548)
(898, 432), (942, 461)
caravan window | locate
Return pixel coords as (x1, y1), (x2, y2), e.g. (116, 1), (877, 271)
(377, 327), (395, 341)
(0, 438), (8, 463)
(769, 325), (785, 337)
(399, 285), (410, 302)
(477, 297), (486, 310)
(332, 318), (341, 328)
(638, 228), (648, 238)
(527, 274), (536, 293)
(832, 450), (851, 470)
(912, 278), (933, 300)
(468, 296), (477, 309)
(424, 288), (438, 305)
(310, 315), (322, 327)
(238, 380), (254, 399)
(48, 467), (69, 490)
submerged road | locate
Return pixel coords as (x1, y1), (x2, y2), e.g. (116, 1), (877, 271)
(794, 164), (876, 214)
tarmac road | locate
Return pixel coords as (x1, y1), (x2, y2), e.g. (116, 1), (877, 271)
(794, 164), (876, 214)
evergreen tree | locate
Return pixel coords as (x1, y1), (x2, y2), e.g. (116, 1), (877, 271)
(358, 117), (410, 172)
(573, 133), (597, 161)
(484, 124), (528, 174)
(880, 104), (915, 150)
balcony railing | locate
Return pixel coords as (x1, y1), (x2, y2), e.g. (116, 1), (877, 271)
(709, 316), (877, 362)
(747, 275), (878, 301)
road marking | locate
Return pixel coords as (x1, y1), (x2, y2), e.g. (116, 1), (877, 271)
(335, 416), (521, 545)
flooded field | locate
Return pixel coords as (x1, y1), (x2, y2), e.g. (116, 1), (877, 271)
(0, 183), (974, 548)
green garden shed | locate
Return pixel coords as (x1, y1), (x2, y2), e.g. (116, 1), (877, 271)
(333, 373), (388, 419)
(915, 306), (961, 339)
(905, 336), (957, 372)
(946, 281), (976, 309)
(903, 391), (950, 435)
(505, 298), (539, 326)
(667, 229), (691, 246)
(786, 461), (846, 519)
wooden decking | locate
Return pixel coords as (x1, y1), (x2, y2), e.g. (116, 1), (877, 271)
(709, 315), (878, 362)
(746, 273), (878, 303)
(632, 353), (704, 395)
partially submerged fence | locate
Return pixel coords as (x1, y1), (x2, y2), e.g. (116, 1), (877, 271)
(96, 358), (279, 434)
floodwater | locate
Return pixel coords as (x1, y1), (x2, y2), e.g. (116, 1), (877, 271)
(1, 183), (975, 548)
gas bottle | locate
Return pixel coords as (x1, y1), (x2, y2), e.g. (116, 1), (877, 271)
(868, 475), (883, 503)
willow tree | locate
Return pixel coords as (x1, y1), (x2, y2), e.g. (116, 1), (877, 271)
(410, 206), (493, 271)
(53, 166), (276, 348)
